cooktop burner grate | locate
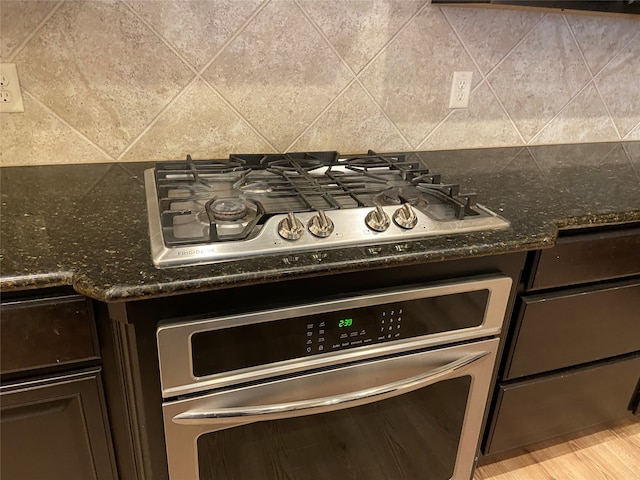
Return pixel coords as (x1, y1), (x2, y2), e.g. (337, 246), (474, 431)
(145, 150), (509, 267)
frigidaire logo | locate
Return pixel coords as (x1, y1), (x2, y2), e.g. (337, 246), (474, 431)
(177, 249), (213, 256)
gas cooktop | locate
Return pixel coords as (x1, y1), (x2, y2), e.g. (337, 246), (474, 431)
(144, 151), (509, 267)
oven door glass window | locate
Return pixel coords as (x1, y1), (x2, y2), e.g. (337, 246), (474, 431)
(196, 376), (470, 480)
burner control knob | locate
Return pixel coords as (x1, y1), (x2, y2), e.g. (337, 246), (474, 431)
(393, 203), (418, 229)
(365, 206), (391, 232)
(308, 210), (334, 238)
(278, 212), (305, 240)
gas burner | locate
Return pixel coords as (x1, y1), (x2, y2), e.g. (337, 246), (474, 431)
(208, 199), (249, 221)
(145, 151), (509, 267)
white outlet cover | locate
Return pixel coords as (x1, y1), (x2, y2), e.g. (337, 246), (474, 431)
(0, 63), (25, 113)
(449, 71), (473, 109)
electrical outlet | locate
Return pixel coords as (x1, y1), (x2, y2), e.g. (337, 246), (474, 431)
(448, 71), (473, 109)
(0, 63), (25, 113)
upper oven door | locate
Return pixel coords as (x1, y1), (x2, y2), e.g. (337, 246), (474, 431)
(162, 338), (499, 480)
(157, 276), (511, 397)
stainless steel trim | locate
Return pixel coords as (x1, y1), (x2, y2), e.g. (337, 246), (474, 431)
(173, 351), (487, 424)
(157, 275), (511, 398)
(144, 168), (510, 268)
(162, 338), (500, 480)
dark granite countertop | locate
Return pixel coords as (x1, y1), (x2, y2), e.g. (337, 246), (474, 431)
(2, 142), (639, 302)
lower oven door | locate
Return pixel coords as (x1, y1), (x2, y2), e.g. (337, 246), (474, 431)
(162, 338), (499, 480)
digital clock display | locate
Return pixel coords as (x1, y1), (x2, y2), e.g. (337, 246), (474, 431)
(338, 318), (353, 328)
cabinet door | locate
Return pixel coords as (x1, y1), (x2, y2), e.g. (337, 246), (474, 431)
(0, 368), (117, 480)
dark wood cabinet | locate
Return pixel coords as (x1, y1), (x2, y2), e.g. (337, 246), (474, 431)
(485, 224), (640, 455)
(1, 369), (117, 480)
(0, 292), (117, 480)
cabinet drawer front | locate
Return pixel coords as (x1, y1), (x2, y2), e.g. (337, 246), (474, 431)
(485, 354), (640, 455)
(505, 281), (640, 380)
(0, 295), (99, 375)
(530, 226), (640, 290)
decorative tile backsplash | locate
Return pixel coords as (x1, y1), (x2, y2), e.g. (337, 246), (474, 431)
(1, 0), (639, 167)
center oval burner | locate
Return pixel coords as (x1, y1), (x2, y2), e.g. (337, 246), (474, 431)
(209, 199), (248, 221)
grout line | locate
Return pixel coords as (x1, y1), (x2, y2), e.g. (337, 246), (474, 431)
(595, 143), (624, 167)
(292, 0), (413, 150)
(590, 30), (640, 80)
(282, 78), (358, 152)
(479, 13), (548, 81)
(498, 146), (527, 172)
(620, 142), (640, 179)
(527, 80), (595, 145)
(563, 14), (622, 141)
(195, 0), (271, 77)
(415, 109), (456, 150)
(115, 76), (201, 160)
(121, 1), (199, 76)
(116, 0), (270, 159)
(440, 7), (528, 147)
(623, 119), (640, 140)
(79, 164), (118, 201)
(23, 90), (116, 161)
(524, 146), (544, 173)
(199, 79), (280, 153)
(7, 1), (64, 62)
(354, 0), (431, 79)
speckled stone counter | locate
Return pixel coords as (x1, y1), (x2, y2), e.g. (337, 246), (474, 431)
(2, 142), (639, 302)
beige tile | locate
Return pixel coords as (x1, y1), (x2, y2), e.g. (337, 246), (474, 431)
(15, 1), (194, 157)
(0, 93), (112, 166)
(120, 79), (273, 162)
(441, 6), (543, 74)
(595, 38), (640, 138)
(360, 5), (479, 147)
(289, 81), (410, 153)
(488, 14), (592, 142)
(419, 82), (522, 151)
(0, 1), (56, 59)
(531, 83), (619, 144)
(566, 13), (640, 75)
(202, 0), (353, 152)
(299, 0), (425, 73)
(625, 123), (640, 141)
(127, 0), (263, 71)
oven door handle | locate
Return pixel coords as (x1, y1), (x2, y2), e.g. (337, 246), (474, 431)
(172, 350), (489, 425)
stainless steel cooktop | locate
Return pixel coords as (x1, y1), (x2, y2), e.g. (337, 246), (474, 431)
(144, 151), (509, 267)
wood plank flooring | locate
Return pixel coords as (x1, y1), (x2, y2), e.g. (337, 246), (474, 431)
(474, 418), (640, 480)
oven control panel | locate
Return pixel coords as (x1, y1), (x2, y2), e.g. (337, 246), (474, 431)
(304, 306), (404, 355)
(189, 289), (489, 378)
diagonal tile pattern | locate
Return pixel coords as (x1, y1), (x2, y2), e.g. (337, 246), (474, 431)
(594, 37), (640, 138)
(487, 14), (592, 142)
(360, 6), (479, 147)
(419, 81), (522, 151)
(127, 0), (263, 71)
(299, 0), (425, 73)
(531, 83), (619, 144)
(441, 6), (544, 74)
(0, 93), (112, 166)
(120, 79), (274, 162)
(289, 81), (410, 153)
(202, 0), (354, 151)
(14, 0), (194, 157)
(0, 0), (57, 59)
(0, 1), (638, 167)
(566, 13), (640, 75)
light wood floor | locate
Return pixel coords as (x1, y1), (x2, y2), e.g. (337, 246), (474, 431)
(474, 418), (640, 480)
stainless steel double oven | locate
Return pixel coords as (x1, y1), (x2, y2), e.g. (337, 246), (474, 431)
(156, 275), (512, 480)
